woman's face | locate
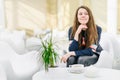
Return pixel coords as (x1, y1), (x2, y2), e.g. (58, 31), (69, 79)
(77, 8), (89, 24)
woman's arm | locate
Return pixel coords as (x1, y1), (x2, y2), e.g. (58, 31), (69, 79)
(61, 48), (94, 63)
(68, 27), (79, 51)
(68, 25), (88, 51)
(74, 48), (93, 56)
(69, 40), (79, 51)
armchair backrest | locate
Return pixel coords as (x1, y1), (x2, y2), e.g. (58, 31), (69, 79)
(100, 33), (114, 57)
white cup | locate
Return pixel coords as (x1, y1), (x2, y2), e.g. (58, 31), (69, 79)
(69, 64), (84, 73)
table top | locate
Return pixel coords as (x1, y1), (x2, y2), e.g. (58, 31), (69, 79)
(32, 67), (120, 80)
(0, 65), (7, 80)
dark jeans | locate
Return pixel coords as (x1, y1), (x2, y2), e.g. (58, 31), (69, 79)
(66, 54), (99, 67)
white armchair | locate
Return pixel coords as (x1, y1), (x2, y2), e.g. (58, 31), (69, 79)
(94, 33), (120, 69)
(10, 51), (41, 80)
(94, 33), (114, 68)
(0, 41), (41, 80)
(0, 30), (26, 54)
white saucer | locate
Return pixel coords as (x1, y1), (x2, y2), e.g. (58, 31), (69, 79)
(84, 66), (99, 78)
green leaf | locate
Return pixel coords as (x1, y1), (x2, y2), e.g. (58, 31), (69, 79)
(38, 31), (59, 71)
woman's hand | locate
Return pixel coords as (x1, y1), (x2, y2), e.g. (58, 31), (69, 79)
(89, 44), (97, 52)
(61, 51), (76, 63)
(79, 24), (88, 30)
(74, 24), (88, 41)
(77, 24), (88, 34)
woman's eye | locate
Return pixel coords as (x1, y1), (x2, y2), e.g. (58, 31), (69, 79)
(78, 12), (88, 15)
(84, 13), (88, 15)
(79, 13), (83, 15)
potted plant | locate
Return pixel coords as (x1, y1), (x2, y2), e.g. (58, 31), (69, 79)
(38, 31), (59, 71)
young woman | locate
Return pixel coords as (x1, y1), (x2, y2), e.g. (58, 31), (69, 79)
(61, 5), (103, 67)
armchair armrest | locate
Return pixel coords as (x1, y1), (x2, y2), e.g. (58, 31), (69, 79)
(94, 50), (113, 68)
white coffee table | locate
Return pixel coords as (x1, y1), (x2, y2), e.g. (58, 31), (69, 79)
(0, 65), (7, 80)
(32, 67), (120, 80)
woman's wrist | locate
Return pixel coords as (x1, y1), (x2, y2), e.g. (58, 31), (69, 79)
(74, 33), (79, 41)
(69, 51), (76, 56)
(74, 37), (78, 41)
(74, 28), (82, 41)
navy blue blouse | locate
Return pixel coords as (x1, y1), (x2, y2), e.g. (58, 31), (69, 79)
(68, 26), (103, 56)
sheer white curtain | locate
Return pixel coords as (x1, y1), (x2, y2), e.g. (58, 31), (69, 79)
(0, 0), (5, 28)
(107, 0), (117, 35)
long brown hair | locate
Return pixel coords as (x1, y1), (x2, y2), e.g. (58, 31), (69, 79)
(71, 5), (98, 48)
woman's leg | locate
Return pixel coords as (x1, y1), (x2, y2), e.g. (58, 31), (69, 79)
(66, 56), (77, 67)
(77, 54), (99, 67)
